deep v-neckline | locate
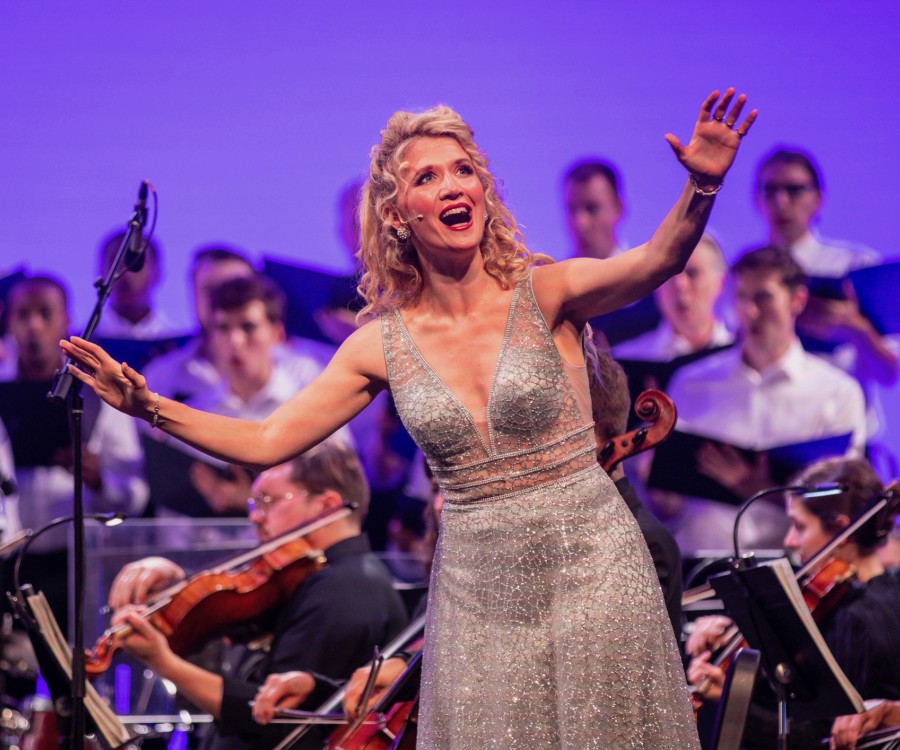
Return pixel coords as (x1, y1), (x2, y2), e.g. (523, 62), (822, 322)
(393, 284), (521, 456)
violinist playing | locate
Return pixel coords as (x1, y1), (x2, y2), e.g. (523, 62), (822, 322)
(108, 441), (409, 750)
(687, 456), (900, 750)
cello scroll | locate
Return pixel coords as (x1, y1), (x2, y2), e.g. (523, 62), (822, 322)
(597, 389), (677, 474)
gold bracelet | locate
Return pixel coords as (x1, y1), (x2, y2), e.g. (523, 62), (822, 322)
(689, 174), (724, 197)
(150, 392), (160, 429)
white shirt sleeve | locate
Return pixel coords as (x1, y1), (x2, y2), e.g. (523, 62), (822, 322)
(0, 418), (22, 539)
(86, 404), (149, 518)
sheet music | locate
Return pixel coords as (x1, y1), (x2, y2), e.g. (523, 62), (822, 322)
(26, 590), (136, 749)
(766, 557), (865, 713)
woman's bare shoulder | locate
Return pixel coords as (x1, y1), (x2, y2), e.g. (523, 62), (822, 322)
(332, 316), (389, 383)
(531, 258), (602, 319)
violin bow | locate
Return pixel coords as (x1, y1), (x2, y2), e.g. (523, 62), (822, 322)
(343, 647), (385, 737)
(272, 613), (427, 750)
(263, 708), (385, 726)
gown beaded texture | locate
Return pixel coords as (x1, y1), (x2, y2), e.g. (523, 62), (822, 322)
(382, 273), (700, 749)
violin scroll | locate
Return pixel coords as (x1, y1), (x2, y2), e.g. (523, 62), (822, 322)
(598, 389), (677, 474)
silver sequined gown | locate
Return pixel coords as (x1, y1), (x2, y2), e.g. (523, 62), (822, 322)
(382, 274), (699, 749)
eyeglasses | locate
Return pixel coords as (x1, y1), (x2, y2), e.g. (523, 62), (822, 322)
(246, 491), (299, 517)
(759, 182), (816, 201)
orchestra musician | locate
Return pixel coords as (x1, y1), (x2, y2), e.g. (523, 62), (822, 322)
(687, 456), (900, 749)
(830, 699), (900, 749)
(107, 441), (408, 750)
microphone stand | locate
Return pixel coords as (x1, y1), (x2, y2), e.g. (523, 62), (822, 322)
(48, 182), (148, 750)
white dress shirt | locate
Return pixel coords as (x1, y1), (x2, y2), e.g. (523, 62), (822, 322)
(0, 399), (148, 553)
(789, 230), (879, 278)
(0, 419), (21, 541)
(667, 338), (867, 453)
(661, 339), (867, 553)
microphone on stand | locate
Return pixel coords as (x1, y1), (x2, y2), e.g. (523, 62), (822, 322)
(124, 181), (149, 272)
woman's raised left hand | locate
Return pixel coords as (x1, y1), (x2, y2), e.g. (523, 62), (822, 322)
(665, 88), (758, 187)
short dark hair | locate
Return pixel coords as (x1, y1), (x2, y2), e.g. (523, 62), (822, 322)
(731, 245), (808, 290)
(791, 457), (888, 556)
(207, 274), (286, 324)
(99, 230), (160, 271)
(286, 441), (371, 525)
(9, 274), (69, 310)
(584, 332), (631, 443)
(563, 159), (622, 201)
(191, 245), (255, 281)
(755, 147), (823, 194)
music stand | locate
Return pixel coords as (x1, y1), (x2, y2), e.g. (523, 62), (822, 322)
(10, 585), (141, 750)
(709, 558), (864, 750)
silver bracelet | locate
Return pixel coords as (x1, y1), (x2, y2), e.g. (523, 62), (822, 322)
(689, 174), (724, 197)
(150, 392), (161, 429)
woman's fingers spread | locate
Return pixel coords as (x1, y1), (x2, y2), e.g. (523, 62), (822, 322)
(711, 88), (736, 122)
(736, 109), (759, 137)
(67, 364), (94, 386)
(724, 94), (747, 127)
(121, 362), (147, 388)
(698, 90), (720, 122)
(62, 341), (100, 370)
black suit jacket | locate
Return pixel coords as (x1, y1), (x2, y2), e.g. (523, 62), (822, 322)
(615, 476), (683, 640)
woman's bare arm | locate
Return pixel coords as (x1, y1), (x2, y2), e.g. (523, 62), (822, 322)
(61, 320), (387, 470)
(535, 88), (757, 329)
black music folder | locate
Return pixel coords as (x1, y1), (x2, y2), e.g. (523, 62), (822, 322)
(0, 267), (26, 302)
(590, 294), (661, 347)
(849, 260), (900, 335)
(141, 434), (243, 518)
(648, 431), (853, 505)
(616, 344), (735, 429)
(710, 558), (864, 723)
(0, 380), (71, 467)
(262, 257), (360, 344)
(801, 261), (900, 354)
(617, 344), (735, 393)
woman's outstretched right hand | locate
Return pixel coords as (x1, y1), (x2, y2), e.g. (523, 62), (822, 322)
(59, 336), (156, 420)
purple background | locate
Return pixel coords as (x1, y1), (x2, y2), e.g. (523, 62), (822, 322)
(3, 2), (900, 456)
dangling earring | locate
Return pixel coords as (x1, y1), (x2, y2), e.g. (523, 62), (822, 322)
(395, 225), (411, 242)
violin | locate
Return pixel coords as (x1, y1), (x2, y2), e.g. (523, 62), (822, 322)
(270, 614), (427, 750)
(324, 652), (422, 750)
(85, 504), (356, 678)
(597, 389), (677, 473)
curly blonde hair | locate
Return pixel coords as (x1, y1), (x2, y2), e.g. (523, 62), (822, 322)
(357, 105), (552, 317)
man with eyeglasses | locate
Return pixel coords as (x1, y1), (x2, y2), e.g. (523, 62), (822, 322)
(107, 441), (409, 750)
(751, 147), (898, 448)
